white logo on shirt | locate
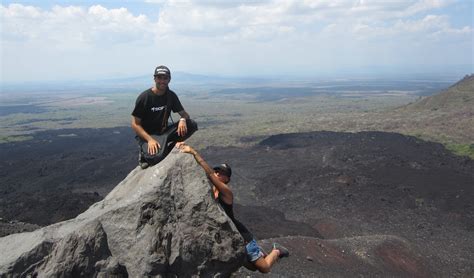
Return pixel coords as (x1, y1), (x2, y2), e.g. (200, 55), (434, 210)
(151, 106), (165, 112)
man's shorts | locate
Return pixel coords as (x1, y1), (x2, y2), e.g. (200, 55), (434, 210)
(245, 239), (264, 262)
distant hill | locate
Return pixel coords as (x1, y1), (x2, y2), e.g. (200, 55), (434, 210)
(379, 74), (474, 150)
(402, 74), (474, 111)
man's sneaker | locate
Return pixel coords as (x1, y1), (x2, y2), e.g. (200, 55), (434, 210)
(139, 161), (149, 169)
(273, 243), (289, 258)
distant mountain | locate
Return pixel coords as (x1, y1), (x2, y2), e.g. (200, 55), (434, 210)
(115, 71), (271, 86)
(383, 74), (473, 156)
(402, 74), (474, 111)
(0, 72), (273, 92)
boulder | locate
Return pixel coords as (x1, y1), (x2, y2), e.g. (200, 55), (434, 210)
(0, 149), (245, 277)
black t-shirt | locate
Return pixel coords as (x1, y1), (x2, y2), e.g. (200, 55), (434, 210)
(132, 88), (184, 134)
(218, 195), (254, 243)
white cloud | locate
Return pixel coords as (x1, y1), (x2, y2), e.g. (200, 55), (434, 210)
(2, 1), (468, 46)
(0, 1), (472, 82)
(406, 0), (453, 15)
(148, 0), (470, 42)
(1, 4), (153, 47)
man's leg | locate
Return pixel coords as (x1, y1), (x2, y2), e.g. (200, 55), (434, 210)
(135, 136), (149, 169)
(138, 119), (198, 167)
(252, 250), (279, 273)
(244, 239), (276, 273)
(166, 118), (198, 143)
(246, 240), (289, 273)
(154, 119), (198, 161)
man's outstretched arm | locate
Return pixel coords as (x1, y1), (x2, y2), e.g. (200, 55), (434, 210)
(176, 142), (233, 204)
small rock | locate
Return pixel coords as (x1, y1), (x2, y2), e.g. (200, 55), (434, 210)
(306, 256), (314, 262)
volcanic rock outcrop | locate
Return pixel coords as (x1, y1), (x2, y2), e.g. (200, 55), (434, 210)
(0, 150), (245, 277)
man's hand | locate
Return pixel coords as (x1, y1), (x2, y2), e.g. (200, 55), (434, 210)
(177, 118), (188, 137)
(147, 138), (160, 155)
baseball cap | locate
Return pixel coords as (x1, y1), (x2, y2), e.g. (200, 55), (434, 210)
(154, 65), (171, 76)
(213, 163), (232, 178)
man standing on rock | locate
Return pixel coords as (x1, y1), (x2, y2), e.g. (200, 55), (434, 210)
(131, 65), (197, 169)
(176, 142), (289, 273)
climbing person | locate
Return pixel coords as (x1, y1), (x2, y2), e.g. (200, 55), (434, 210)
(131, 65), (197, 169)
(176, 142), (289, 273)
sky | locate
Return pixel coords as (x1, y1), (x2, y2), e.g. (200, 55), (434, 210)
(0, 0), (473, 83)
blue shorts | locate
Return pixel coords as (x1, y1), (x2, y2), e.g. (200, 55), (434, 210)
(245, 239), (264, 262)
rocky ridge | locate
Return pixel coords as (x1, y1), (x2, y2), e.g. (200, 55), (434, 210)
(0, 150), (245, 277)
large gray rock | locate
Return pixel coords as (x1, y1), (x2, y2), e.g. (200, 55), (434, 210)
(0, 149), (245, 277)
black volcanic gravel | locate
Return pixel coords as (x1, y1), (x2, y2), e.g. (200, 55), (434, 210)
(0, 129), (473, 276)
(202, 131), (474, 277)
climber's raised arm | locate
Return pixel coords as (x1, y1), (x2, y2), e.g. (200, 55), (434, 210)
(176, 142), (233, 204)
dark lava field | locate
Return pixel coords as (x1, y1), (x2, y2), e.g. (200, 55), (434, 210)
(1, 127), (473, 276)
